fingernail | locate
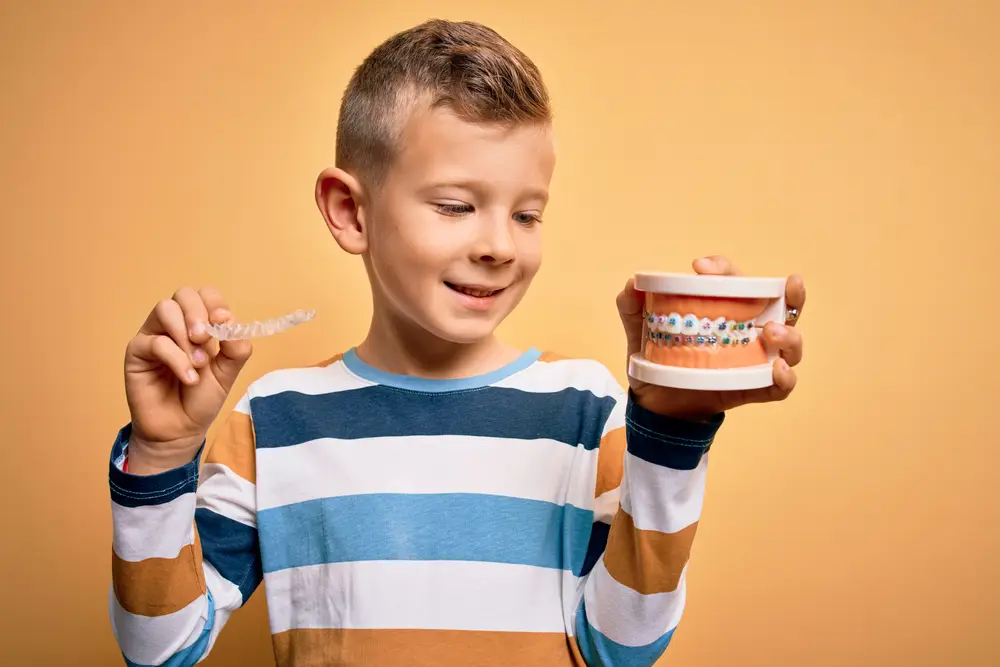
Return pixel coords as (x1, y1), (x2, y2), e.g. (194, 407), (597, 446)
(186, 369), (199, 383)
(192, 348), (207, 364)
(773, 324), (787, 339)
(191, 322), (206, 336)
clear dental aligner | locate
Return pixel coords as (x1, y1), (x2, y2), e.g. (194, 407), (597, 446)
(645, 312), (758, 347)
(206, 309), (317, 341)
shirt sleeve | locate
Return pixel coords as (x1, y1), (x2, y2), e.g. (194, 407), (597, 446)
(107, 394), (262, 667)
(571, 385), (723, 666)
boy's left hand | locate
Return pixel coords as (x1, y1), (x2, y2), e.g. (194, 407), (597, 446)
(617, 256), (806, 420)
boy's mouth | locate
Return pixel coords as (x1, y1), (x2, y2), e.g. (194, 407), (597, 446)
(444, 282), (505, 298)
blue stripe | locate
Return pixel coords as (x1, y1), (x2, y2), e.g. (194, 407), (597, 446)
(580, 519), (610, 577)
(342, 346), (543, 392)
(624, 392), (721, 471)
(195, 508), (262, 604)
(250, 384), (617, 451)
(122, 590), (215, 667)
(108, 424), (202, 509)
(258, 493), (594, 575)
(575, 600), (675, 667)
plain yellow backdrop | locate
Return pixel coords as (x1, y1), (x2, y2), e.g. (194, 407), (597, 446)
(1, 1), (997, 665)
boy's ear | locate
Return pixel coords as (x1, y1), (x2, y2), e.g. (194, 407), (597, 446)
(315, 167), (368, 255)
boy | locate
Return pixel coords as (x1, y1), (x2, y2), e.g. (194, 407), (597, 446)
(108, 19), (806, 667)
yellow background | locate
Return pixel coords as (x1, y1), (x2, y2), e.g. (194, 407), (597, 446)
(1, 1), (997, 665)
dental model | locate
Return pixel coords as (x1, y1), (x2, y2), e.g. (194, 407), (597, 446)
(206, 309), (316, 341)
(628, 272), (786, 391)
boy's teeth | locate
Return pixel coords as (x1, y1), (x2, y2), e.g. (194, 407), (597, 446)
(454, 285), (495, 297)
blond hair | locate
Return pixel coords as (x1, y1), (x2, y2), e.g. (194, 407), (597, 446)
(335, 19), (551, 186)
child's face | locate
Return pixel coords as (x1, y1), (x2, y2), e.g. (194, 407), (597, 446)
(365, 106), (555, 344)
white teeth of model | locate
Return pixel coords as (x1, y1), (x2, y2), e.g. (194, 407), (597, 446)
(681, 314), (699, 336)
(666, 313), (683, 334)
(698, 317), (714, 335)
(725, 320), (738, 338)
(747, 324), (757, 342)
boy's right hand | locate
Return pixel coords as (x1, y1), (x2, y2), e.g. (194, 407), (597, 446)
(123, 286), (252, 475)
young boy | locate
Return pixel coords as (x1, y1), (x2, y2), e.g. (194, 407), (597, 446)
(108, 19), (806, 667)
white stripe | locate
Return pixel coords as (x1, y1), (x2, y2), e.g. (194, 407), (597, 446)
(250, 361), (373, 399)
(264, 560), (574, 634)
(493, 357), (621, 399)
(109, 586), (208, 666)
(233, 393), (251, 414)
(111, 493), (195, 562)
(256, 435), (599, 512)
(619, 452), (707, 534)
(602, 398), (626, 437)
(201, 560), (245, 656)
(582, 560), (686, 647)
(196, 463), (257, 528)
(593, 487), (620, 524)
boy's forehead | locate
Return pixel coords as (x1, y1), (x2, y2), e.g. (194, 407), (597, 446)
(393, 104), (555, 189)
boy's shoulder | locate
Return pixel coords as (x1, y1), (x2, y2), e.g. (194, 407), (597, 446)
(241, 351), (352, 401)
(524, 350), (622, 392)
(489, 350), (625, 407)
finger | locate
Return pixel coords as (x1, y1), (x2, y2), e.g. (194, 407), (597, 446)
(206, 308), (252, 393)
(172, 286), (211, 366)
(186, 285), (229, 345)
(741, 358), (796, 404)
(759, 322), (804, 367)
(130, 334), (200, 385)
(197, 285), (249, 362)
(784, 274), (806, 327)
(773, 358), (797, 394)
(692, 255), (743, 276)
(146, 298), (199, 362)
(616, 278), (645, 360)
(173, 286), (210, 340)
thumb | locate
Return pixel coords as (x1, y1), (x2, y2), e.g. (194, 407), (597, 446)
(208, 311), (253, 394)
(616, 278), (645, 360)
(213, 338), (252, 394)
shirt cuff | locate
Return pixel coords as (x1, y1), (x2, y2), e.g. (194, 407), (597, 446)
(624, 390), (724, 471)
(107, 423), (203, 508)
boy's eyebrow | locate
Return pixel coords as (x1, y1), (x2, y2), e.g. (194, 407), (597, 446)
(420, 180), (549, 204)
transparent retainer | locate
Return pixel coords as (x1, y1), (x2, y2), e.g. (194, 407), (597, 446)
(206, 309), (316, 341)
(627, 273), (786, 391)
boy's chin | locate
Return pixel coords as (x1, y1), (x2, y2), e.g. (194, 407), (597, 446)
(423, 311), (507, 346)
(431, 320), (502, 346)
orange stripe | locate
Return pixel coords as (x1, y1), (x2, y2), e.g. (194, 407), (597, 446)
(538, 350), (567, 363)
(311, 352), (344, 367)
(111, 536), (206, 617)
(603, 507), (698, 595)
(272, 628), (585, 667)
(595, 426), (626, 498)
(204, 409), (256, 484)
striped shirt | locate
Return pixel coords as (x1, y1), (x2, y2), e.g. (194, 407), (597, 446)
(108, 347), (722, 667)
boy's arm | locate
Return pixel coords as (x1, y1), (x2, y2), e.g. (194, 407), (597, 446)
(572, 387), (721, 667)
(108, 395), (262, 667)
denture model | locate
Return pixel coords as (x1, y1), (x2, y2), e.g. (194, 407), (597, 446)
(627, 272), (786, 391)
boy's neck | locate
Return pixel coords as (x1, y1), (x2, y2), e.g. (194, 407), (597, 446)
(354, 309), (523, 381)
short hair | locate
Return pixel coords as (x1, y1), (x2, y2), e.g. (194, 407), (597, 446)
(335, 19), (551, 187)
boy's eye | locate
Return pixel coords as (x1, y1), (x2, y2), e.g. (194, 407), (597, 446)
(514, 212), (542, 225)
(436, 203), (474, 216)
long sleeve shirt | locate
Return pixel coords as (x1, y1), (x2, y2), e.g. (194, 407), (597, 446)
(107, 347), (722, 667)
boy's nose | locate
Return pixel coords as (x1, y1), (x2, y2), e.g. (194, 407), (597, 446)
(473, 219), (516, 264)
